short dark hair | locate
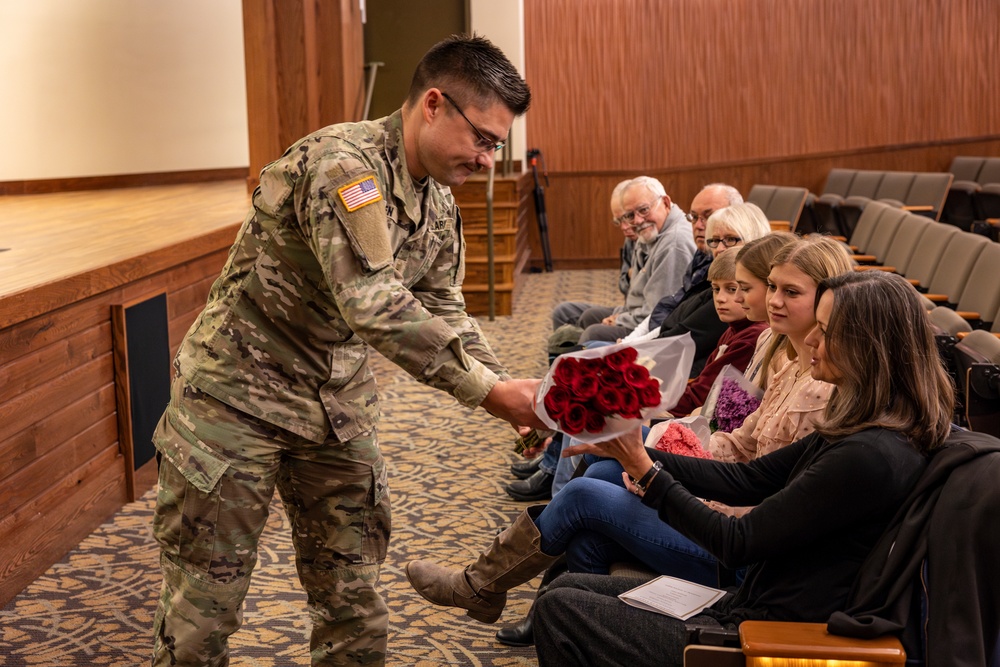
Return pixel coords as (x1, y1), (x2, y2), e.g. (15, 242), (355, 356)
(406, 34), (531, 115)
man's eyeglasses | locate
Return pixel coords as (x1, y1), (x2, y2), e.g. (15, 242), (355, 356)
(706, 235), (743, 249)
(441, 92), (505, 153)
(685, 210), (714, 224)
(619, 199), (661, 225)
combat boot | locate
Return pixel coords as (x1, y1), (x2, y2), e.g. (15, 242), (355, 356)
(405, 506), (557, 623)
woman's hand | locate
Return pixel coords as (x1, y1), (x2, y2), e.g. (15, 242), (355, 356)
(561, 427), (655, 482)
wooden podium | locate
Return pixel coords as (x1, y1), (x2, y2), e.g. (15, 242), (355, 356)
(451, 171), (534, 317)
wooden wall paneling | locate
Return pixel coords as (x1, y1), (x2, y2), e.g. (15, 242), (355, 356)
(525, 0), (1000, 174)
(0, 415), (118, 520)
(522, 0), (1000, 266)
(242, 0), (365, 189)
(0, 447), (126, 607)
(0, 386), (117, 491)
(0, 323), (108, 406)
(0, 354), (114, 454)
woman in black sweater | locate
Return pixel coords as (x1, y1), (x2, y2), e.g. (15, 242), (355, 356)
(535, 270), (954, 667)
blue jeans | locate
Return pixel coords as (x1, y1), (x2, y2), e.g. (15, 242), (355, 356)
(533, 458), (719, 587)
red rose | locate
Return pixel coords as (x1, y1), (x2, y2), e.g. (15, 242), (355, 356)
(571, 372), (600, 399)
(605, 347), (638, 371)
(600, 368), (625, 389)
(623, 363), (650, 385)
(638, 380), (662, 409)
(595, 387), (624, 414)
(553, 357), (581, 388)
(544, 385), (572, 419)
(619, 389), (642, 419)
(561, 403), (588, 435)
(585, 411), (606, 433)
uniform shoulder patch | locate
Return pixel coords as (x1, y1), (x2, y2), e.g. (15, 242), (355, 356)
(337, 174), (383, 212)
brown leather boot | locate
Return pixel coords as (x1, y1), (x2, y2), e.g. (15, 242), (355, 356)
(405, 506), (557, 623)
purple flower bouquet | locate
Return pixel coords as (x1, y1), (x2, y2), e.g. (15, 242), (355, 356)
(701, 364), (765, 434)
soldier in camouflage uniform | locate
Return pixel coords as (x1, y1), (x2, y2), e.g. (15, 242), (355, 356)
(150, 34), (541, 666)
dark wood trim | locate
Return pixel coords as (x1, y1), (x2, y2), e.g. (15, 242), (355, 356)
(0, 168), (250, 196)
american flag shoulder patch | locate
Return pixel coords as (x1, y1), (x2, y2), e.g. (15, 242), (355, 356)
(337, 175), (383, 212)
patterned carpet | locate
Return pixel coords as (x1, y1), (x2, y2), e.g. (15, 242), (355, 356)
(0, 270), (621, 667)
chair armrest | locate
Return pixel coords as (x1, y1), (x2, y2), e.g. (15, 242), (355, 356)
(924, 293), (949, 303)
(769, 220), (791, 232)
(829, 235), (847, 242)
(957, 331), (1000, 340)
(908, 279), (920, 287)
(901, 205), (934, 212)
(956, 311), (982, 321)
(988, 218), (1000, 227)
(738, 620), (906, 664)
(856, 265), (896, 273)
(852, 254), (877, 264)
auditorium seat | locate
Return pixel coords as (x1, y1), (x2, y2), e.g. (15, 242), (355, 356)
(947, 242), (1000, 329)
(900, 223), (960, 294)
(840, 200), (893, 257)
(900, 171), (952, 220)
(746, 184), (775, 212)
(765, 186), (809, 232)
(837, 171), (914, 238)
(869, 212), (932, 275)
(955, 331), (1000, 438)
(850, 206), (907, 265)
(972, 182), (1000, 234)
(809, 168), (859, 236)
(943, 156), (1000, 232)
(916, 231), (990, 306)
(949, 156), (987, 182)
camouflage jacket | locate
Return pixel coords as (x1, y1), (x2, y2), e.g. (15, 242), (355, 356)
(175, 110), (507, 443)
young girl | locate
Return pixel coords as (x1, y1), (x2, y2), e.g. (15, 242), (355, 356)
(668, 248), (767, 416)
(534, 270), (954, 667)
(404, 239), (856, 633)
(733, 232), (797, 388)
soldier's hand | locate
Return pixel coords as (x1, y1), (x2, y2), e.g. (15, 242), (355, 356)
(481, 379), (546, 430)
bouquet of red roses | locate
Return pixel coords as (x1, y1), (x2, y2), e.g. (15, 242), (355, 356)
(534, 333), (695, 443)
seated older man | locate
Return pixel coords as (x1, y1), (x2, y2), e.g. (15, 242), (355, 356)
(552, 176), (695, 343)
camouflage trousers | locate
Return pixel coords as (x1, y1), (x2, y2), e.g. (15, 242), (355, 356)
(150, 377), (391, 666)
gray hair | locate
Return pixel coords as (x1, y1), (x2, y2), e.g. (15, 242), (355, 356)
(624, 176), (667, 200)
(705, 202), (771, 243)
(610, 179), (631, 212)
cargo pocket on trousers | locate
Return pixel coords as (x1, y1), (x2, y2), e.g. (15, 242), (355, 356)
(362, 457), (391, 564)
(152, 408), (233, 573)
(155, 409), (231, 494)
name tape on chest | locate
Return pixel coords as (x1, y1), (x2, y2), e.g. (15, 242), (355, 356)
(338, 175), (383, 212)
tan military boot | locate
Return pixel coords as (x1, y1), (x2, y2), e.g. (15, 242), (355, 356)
(405, 506), (557, 623)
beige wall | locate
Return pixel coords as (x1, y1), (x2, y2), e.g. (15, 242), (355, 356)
(469, 0), (527, 165)
(0, 0), (248, 181)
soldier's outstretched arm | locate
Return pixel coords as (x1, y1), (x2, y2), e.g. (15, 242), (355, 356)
(480, 378), (546, 430)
